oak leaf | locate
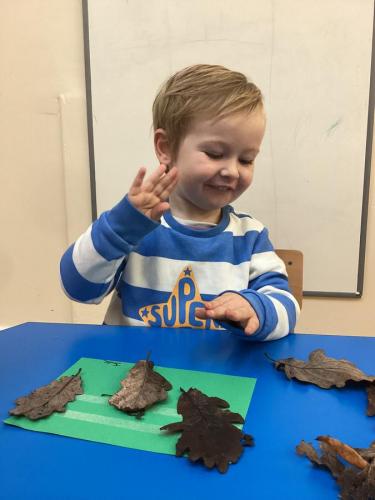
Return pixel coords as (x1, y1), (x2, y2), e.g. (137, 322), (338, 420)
(160, 388), (254, 473)
(273, 349), (375, 389)
(297, 436), (375, 500)
(271, 349), (375, 416)
(109, 359), (172, 417)
(9, 369), (83, 420)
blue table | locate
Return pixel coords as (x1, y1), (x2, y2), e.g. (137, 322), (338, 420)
(0, 323), (374, 500)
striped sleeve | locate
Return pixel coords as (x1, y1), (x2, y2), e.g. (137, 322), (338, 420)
(60, 195), (159, 304)
(222, 227), (300, 341)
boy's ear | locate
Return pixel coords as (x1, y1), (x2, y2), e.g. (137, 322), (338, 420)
(154, 128), (173, 166)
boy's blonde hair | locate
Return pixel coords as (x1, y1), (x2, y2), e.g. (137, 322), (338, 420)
(152, 64), (263, 160)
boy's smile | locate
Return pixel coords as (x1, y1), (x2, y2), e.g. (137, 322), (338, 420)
(167, 107), (266, 223)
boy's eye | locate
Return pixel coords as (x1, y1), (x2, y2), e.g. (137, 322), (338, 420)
(205, 151), (223, 160)
(204, 151), (254, 166)
(239, 159), (254, 166)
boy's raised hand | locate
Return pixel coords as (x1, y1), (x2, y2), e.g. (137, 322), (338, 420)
(195, 292), (260, 336)
(128, 164), (178, 221)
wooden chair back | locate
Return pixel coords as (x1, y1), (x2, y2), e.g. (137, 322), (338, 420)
(275, 249), (303, 309)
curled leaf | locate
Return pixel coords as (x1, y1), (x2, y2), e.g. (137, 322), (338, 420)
(317, 436), (369, 470)
(297, 436), (375, 500)
(161, 388), (254, 473)
(355, 441), (375, 463)
(296, 439), (345, 478)
(109, 359), (172, 417)
(9, 369), (83, 420)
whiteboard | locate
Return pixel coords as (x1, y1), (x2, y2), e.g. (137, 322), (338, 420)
(83, 0), (374, 296)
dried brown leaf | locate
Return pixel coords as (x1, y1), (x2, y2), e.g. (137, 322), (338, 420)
(338, 465), (375, 500)
(355, 442), (375, 465)
(297, 436), (375, 500)
(161, 388), (254, 473)
(9, 369), (83, 420)
(367, 383), (375, 416)
(109, 359), (172, 417)
(273, 349), (375, 389)
(317, 436), (369, 470)
(296, 439), (345, 478)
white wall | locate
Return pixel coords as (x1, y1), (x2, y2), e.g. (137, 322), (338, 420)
(0, 0), (109, 328)
(0, 0), (374, 335)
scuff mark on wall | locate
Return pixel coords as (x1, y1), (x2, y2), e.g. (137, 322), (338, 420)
(326, 118), (343, 137)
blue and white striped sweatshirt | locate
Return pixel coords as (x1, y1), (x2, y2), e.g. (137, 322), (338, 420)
(60, 195), (300, 341)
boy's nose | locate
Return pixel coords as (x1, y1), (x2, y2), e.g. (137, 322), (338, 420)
(220, 161), (240, 179)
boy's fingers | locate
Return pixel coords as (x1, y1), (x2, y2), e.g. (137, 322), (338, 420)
(205, 306), (228, 318)
(205, 304), (250, 320)
(224, 309), (243, 322)
(195, 307), (207, 319)
(196, 305), (259, 334)
(150, 202), (170, 221)
(158, 177), (178, 201)
(244, 316), (260, 335)
(205, 294), (236, 309)
(129, 167), (147, 192)
(195, 306), (230, 320)
(153, 167), (178, 196)
(143, 164), (167, 191)
(224, 306), (253, 321)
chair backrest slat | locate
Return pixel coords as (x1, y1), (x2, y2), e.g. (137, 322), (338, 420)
(275, 249), (303, 309)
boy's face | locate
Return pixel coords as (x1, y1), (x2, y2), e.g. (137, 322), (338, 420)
(168, 107), (266, 222)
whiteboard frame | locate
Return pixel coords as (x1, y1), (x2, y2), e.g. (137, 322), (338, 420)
(81, 0), (375, 298)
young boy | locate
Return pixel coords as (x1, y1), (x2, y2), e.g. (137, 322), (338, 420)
(60, 64), (300, 341)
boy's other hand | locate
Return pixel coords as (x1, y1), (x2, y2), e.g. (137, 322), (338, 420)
(195, 292), (259, 335)
(128, 164), (178, 221)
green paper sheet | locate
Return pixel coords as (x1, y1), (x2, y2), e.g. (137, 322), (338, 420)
(5, 357), (256, 455)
